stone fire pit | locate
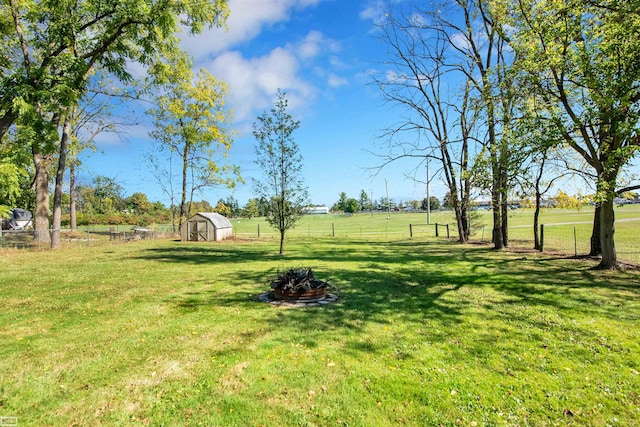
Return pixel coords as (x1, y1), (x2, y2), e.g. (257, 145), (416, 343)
(257, 268), (338, 307)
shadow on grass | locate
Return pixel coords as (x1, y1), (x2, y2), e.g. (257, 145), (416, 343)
(139, 238), (639, 350)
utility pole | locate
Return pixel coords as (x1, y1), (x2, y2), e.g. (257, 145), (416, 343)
(370, 189), (374, 218)
(385, 178), (391, 220)
(426, 158), (431, 224)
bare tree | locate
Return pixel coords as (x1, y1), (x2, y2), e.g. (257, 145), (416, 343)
(372, 1), (517, 244)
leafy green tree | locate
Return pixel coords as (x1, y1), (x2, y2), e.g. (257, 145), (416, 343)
(421, 197), (441, 211)
(224, 196), (240, 217)
(1, 0), (230, 245)
(190, 200), (214, 213)
(553, 191), (582, 210)
(78, 176), (125, 215)
(359, 189), (372, 211)
(343, 198), (361, 214)
(214, 200), (231, 217)
(148, 55), (239, 233)
(0, 135), (32, 217)
(124, 193), (152, 214)
(253, 91), (309, 255)
(242, 199), (260, 219)
(332, 192), (348, 212)
(501, 0), (640, 268)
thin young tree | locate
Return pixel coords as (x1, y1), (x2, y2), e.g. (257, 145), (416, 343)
(253, 91), (309, 255)
(148, 55), (239, 233)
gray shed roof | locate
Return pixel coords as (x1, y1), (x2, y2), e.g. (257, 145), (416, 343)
(192, 212), (232, 229)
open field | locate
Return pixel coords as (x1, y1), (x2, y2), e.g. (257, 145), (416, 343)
(1, 237), (638, 426)
(230, 205), (640, 264)
(2, 205), (639, 263)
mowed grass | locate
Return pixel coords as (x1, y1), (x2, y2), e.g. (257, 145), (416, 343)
(232, 205), (640, 263)
(1, 237), (639, 426)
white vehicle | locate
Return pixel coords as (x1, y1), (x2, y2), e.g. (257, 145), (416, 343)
(1, 208), (33, 230)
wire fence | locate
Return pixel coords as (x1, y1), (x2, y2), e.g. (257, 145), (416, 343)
(3, 218), (639, 265)
(0, 225), (177, 250)
(234, 220), (640, 265)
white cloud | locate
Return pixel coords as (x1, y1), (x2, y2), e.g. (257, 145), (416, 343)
(291, 30), (341, 60)
(359, 0), (387, 26)
(181, 0), (323, 60)
(327, 73), (348, 88)
(206, 48), (317, 124)
(183, 1), (349, 131)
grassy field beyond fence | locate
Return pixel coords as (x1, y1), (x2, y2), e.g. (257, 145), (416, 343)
(0, 235), (638, 426)
(2, 206), (639, 264)
(231, 206), (640, 264)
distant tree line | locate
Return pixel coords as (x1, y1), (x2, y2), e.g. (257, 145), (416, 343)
(330, 190), (442, 213)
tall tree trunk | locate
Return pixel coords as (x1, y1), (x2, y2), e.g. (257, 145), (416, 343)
(589, 204), (602, 256)
(500, 181), (509, 248)
(51, 119), (71, 249)
(533, 156), (546, 251)
(178, 148), (189, 234)
(69, 161), (76, 231)
(598, 197), (617, 269)
(32, 150), (52, 243)
(279, 230), (285, 255)
(534, 188), (542, 251)
(491, 164), (503, 249)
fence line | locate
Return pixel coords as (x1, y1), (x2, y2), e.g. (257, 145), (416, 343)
(0, 226), (168, 250)
(3, 220), (638, 265)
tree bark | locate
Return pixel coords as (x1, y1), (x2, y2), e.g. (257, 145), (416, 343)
(178, 147), (189, 234)
(69, 161), (76, 231)
(51, 119), (70, 249)
(500, 180), (509, 248)
(534, 188), (542, 251)
(32, 150), (52, 243)
(589, 204), (602, 256)
(279, 230), (285, 255)
(491, 176), (503, 249)
(597, 198), (617, 269)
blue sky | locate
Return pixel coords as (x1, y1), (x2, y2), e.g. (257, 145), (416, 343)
(78, 0), (448, 208)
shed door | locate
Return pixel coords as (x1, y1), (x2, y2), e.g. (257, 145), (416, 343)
(189, 221), (208, 241)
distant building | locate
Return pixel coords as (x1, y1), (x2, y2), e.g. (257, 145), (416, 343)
(303, 206), (330, 214)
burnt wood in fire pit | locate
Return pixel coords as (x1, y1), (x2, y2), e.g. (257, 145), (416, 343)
(270, 268), (330, 302)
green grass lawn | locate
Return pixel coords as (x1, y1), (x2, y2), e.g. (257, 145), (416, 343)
(1, 236), (638, 426)
(230, 205), (640, 263)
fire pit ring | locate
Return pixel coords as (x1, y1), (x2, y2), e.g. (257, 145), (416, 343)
(257, 291), (338, 308)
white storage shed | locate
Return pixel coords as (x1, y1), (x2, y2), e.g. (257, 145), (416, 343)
(181, 212), (233, 242)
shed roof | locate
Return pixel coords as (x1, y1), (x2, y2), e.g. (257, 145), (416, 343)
(191, 212), (232, 229)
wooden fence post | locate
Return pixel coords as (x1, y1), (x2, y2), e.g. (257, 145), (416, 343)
(435, 223), (439, 237)
(332, 222), (335, 237)
(258, 223), (260, 238)
(409, 224), (413, 238)
(446, 224), (450, 239)
(540, 224), (544, 252)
